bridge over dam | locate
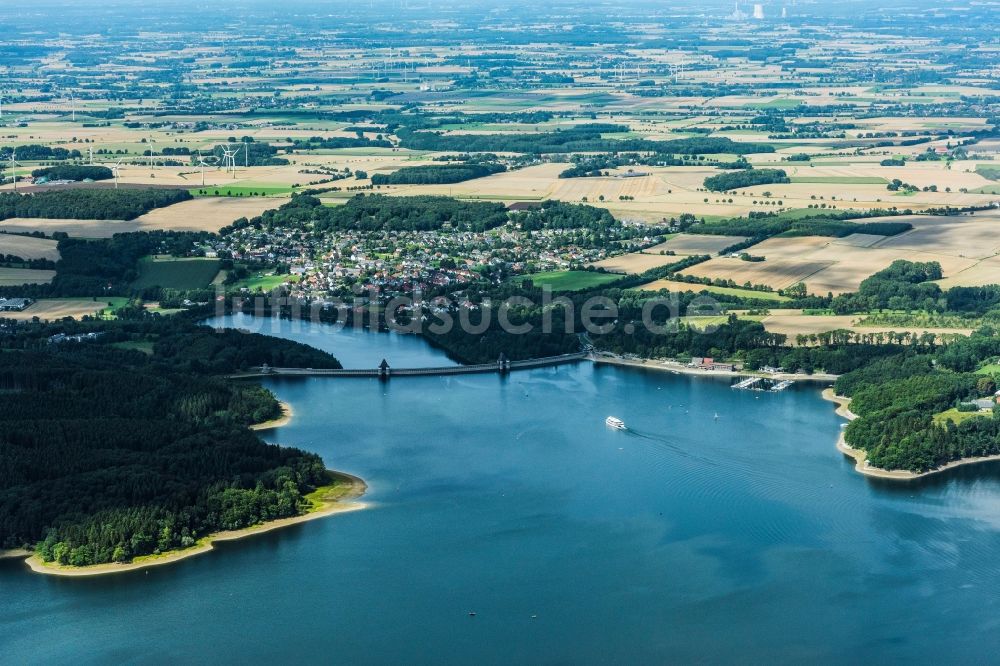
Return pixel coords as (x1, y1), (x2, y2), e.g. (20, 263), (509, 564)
(232, 352), (590, 379)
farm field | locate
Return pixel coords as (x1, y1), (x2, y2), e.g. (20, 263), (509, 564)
(1, 298), (112, 321)
(0, 217), (134, 238)
(515, 270), (621, 291)
(757, 309), (974, 340)
(130, 197), (284, 233)
(644, 234), (748, 256)
(233, 273), (298, 291)
(0, 234), (59, 260)
(638, 279), (791, 302)
(679, 213), (1000, 296)
(132, 257), (222, 290)
(593, 251), (692, 274)
(0, 267), (55, 285)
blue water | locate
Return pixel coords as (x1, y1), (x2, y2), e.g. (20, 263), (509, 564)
(4, 322), (1000, 663)
(207, 313), (459, 368)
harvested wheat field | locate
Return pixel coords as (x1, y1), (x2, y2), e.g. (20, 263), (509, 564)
(679, 216), (1000, 295)
(132, 197), (284, 232)
(0, 234), (60, 260)
(936, 256), (1000, 289)
(872, 212), (1000, 260)
(0, 268), (55, 286)
(759, 311), (973, 340)
(3, 298), (106, 321)
(593, 251), (689, 274)
(0, 218), (135, 238)
(647, 234), (748, 256)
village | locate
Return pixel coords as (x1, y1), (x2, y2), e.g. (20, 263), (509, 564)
(216, 213), (666, 300)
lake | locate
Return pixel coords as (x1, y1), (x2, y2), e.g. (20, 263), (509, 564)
(4, 316), (1000, 663)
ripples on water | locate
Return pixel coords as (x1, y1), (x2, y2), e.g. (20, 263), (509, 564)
(6, 324), (1000, 662)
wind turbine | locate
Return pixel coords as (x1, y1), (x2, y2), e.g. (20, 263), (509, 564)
(221, 144), (241, 177)
(111, 157), (125, 189)
(4, 150), (23, 190)
(196, 152), (218, 187)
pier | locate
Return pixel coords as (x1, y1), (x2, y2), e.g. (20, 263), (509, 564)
(731, 375), (795, 392)
(233, 352), (589, 379)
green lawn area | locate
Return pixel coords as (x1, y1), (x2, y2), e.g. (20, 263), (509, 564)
(789, 177), (887, 184)
(94, 297), (133, 320)
(110, 340), (155, 354)
(975, 165), (1000, 181)
(233, 273), (297, 291)
(971, 184), (1000, 195)
(975, 364), (1000, 376)
(132, 257), (222, 290)
(514, 270), (621, 291)
(743, 98), (803, 109)
(933, 408), (992, 426)
(190, 185), (294, 197)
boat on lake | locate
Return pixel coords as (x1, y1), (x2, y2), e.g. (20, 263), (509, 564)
(606, 416), (626, 430)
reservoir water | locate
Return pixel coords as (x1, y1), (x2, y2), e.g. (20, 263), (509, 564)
(4, 316), (1000, 663)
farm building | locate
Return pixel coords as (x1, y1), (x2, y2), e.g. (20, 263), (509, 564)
(0, 298), (33, 311)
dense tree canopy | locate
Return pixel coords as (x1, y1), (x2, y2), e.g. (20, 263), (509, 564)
(0, 188), (191, 221)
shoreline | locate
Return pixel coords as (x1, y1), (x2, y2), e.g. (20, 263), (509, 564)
(19, 471), (367, 578)
(820, 390), (1000, 481)
(250, 400), (294, 431)
(593, 355), (839, 382)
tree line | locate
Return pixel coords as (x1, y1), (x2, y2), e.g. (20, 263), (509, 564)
(0, 188), (191, 222)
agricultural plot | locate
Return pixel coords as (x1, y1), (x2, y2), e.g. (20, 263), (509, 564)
(515, 270), (620, 291)
(593, 251), (690, 275)
(131, 197), (283, 233)
(645, 234), (748, 256)
(759, 310), (974, 340)
(0, 234), (60, 260)
(132, 257), (222, 290)
(637, 279), (791, 302)
(0, 267), (55, 286)
(233, 273), (297, 291)
(680, 213), (1000, 295)
(0, 217), (134, 238)
(1, 298), (106, 321)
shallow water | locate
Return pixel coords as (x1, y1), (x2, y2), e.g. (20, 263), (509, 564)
(4, 319), (1000, 663)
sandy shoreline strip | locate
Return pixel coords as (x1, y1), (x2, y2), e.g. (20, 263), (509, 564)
(19, 471), (367, 578)
(250, 400), (294, 431)
(820, 389), (1000, 481)
(593, 355), (839, 382)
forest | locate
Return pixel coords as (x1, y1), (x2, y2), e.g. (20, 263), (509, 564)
(31, 165), (113, 181)
(836, 336), (1000, 472)
(687, 210), (913, 239)
(0, 230), (213, 298)
(241, 193), (511, 233)
(0, 144), (81, 160)
(397, 126), (775, 155)
(703, 168), (790, 191)
(0, 317), (344, 565)
(370, 160), (506, 185)
(0, 188), (191, 221)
